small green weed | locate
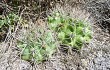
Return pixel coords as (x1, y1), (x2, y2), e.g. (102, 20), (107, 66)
(0, 13), (20, 42)
(0, 13), (19, 28)
(48, 12), (92, 49)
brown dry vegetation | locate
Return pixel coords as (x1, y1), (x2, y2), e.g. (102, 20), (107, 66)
(0, 0), (110, 70)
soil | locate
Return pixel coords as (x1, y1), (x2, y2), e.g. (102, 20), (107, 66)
(0, 0), (110, 70)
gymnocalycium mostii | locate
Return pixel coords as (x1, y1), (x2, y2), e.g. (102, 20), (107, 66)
(48, 12), (92, 50)
(17, 27), (56, 63)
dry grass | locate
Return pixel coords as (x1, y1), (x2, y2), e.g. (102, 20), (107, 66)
(0, 0), (110, 70)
